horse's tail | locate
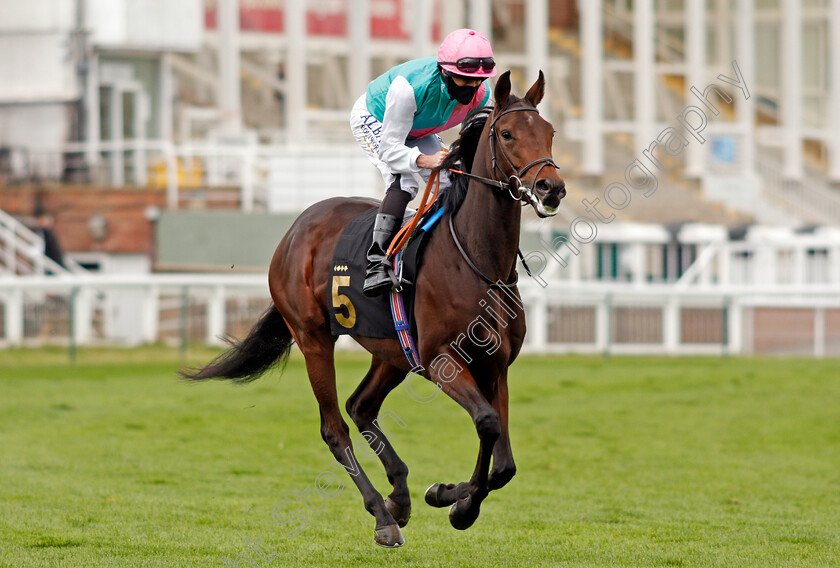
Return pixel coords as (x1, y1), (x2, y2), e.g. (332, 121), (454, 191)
(179, 306), (294, 384)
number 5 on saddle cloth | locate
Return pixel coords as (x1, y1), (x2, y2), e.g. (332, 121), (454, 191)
(328, 204), (445, 364)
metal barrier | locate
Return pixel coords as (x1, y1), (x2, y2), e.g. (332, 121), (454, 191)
(521, 283), (840, 357)
(1, 274), (839, 357)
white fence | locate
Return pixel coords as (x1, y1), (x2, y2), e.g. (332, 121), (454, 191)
(0, 208), (87, 276)
(522, 283), (840, 357)
(0, 273), (268, 348)
(1, 274), (839, 357)
(673, 230), (840, 289)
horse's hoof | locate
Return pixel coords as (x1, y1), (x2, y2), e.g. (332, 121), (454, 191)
(374, 524), (405, 548)
(424, 483), (455, 508)
(448, 496), (481, 530)
(385, 497), (411, 528)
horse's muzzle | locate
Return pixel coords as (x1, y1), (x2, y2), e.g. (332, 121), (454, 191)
(535, 179), (566, 209)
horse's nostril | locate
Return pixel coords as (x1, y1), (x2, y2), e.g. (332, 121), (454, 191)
(535, 180), (554, 195)
(536, 179), (566, 198)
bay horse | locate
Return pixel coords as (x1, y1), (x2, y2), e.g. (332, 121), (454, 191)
(182, 71), (566, 547)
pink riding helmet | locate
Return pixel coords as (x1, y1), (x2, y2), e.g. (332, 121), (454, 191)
(437, 28), (497, 78)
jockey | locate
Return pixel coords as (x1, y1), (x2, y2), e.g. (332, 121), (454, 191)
(350, 28), (496, 296)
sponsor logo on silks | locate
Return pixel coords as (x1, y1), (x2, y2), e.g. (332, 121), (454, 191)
(357, 113), (383, 154)
(360, 114), (382, 136)
(360, 122), (381, 153)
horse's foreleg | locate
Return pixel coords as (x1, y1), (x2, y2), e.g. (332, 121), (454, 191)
(488, 368), (516, 490)
(298, 331), (404, 548)
(423, 359), (500, 530)
(345, 358), (412, 527)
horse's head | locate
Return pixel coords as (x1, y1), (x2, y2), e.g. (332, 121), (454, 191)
(490, 71), (566, 217)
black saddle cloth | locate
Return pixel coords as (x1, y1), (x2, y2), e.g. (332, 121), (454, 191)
(328, 206), (438, 338)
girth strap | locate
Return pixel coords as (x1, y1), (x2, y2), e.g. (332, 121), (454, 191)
(389, 250), (423, 370)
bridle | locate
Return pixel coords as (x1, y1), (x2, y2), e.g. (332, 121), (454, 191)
(450, 104), (559, 208)
(446, 104), (558, 288)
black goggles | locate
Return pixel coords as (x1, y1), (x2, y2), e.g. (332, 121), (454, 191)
(439, 57), (496, 74)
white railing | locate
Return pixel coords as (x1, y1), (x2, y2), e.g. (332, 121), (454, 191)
(0, 208), (87, 276)
(675, 235), (840, 289)
(0, 208), (44, 276)
(17, 137), (840, 226)
(756, 155), (840, 226)
(1, 274), (839, 357)
(21, 139), (379, 213)
(522, 281), (840, 357)
(0, 273), (269, 348)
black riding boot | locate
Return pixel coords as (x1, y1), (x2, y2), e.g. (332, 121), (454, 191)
(362, 213), (399, 297)
(363, 176), (411, 297)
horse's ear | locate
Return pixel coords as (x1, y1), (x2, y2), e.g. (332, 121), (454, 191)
(494, 70), (511, 109)
(524, 70), (545, 107)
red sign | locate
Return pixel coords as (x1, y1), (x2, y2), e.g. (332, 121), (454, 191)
(205, 0), (442, 41)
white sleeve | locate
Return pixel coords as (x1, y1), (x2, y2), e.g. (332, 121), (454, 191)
(378, 76), (423, 174)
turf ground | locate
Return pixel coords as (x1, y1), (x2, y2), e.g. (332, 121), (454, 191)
(1, 347), (838, 567)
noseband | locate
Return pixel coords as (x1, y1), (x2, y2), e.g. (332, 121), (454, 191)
(452, 105), (559, 207)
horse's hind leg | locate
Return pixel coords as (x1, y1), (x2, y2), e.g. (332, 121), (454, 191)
(296, 329), (404, 547)
(346, 358), (411, 527)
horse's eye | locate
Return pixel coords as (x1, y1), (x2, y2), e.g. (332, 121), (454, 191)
(501, 130), (513, 140)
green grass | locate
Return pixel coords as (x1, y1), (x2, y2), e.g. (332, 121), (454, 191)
(1, 347), (839, 567)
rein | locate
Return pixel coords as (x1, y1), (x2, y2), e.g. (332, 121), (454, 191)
(448, 213), (521, 288)
(386, 169), (441, 257)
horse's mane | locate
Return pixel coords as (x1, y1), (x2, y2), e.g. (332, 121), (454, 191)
(438, 96), (525, 215)
(438, 105), (492, 215)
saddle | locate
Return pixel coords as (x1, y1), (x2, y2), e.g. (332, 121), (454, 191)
(328, 204), (444, 339)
